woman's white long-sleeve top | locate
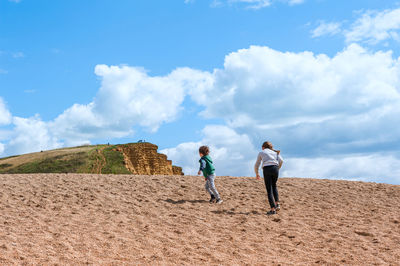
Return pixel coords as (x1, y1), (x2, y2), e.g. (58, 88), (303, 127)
(254, 149), (283, 176)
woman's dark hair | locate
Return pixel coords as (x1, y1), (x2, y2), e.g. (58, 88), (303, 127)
(199, 145), (210, 155)
(262, 141), (280, 154)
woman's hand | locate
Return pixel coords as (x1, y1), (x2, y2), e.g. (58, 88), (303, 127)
(197, 170), (201, 175)
(256, 174), (261, 180)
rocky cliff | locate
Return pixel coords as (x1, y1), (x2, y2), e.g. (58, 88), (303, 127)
(0, 142), (184, 175)
(117, 143), (184, 175)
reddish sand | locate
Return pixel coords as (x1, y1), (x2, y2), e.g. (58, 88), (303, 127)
(0, 174), (399, 265)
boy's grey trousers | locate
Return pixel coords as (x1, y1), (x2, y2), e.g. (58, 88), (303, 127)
(205, 174), (220, 199)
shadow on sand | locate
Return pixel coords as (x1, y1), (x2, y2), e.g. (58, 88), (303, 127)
(163, 199), (208, 205)
(210, 209), (262, 216)
(163, 199), (263, 216)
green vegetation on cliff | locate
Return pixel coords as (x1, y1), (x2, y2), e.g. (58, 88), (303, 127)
(0, 143), (183, 175)
(3, 152), (87, 174)
(95, 146), (131, 174)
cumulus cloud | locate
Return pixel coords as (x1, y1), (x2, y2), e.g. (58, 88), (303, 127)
(1, 65), (212, 156)
(5, 115), (62, 156)
(311, 21), (342, 38)
(312, 7), (400, 45)
(0, 98), (12, 125)
(160, 125), (257, 176)
(165, 44), (400, 183)
(2, 43), (400, 184)
(189, 44), (400, 156)
(163, 124), (400, 185)
(50, 65), (212, 145)
(345, 8), (400, 44)
(283, 154), (400, 185)
(0, 98), (12, 156)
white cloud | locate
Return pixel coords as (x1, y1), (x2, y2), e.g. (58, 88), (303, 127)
(184, 0), (195, 3)
(0, 98), (12, 125)
(160, 125), (257, 176)
(166, 44), (400, 183)
(287, 0), (303, 5)
(315, 7), (400, 45)
(191, 44), (400, 130)
(50, 65), (212, 145)
(5, 115), (62, 156)
(8, 0), (21, 3)
(283, 154), (400, 185)
(2, 43), (400, 184)
(0, 65), (212, 156)
(345, 8), (400, 44)
(229, 0), (271, 9)
(212, 0), (304, 9)
(311, 21), (342, 38)
(161, 141), (200, 175)
(0, 100), (12, 156)
(210, 0), (223, 7)
(163, 125), (400, 185)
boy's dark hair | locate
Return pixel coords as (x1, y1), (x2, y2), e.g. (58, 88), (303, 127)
(199, 146), (210, 155)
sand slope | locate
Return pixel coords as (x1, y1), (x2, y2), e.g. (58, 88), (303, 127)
(0, 174), (399, 265)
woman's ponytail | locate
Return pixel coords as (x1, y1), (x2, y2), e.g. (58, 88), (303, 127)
(262, 141), (280, 154)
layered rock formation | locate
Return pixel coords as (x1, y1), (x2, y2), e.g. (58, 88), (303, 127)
(117, 143), (184, 175)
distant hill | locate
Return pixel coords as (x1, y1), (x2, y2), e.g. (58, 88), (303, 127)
(0, 142), (183, 175)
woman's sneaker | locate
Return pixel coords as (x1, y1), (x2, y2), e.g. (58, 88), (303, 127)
(276, 204), (281, 211)
(215, 199), (223, 204)
(267, 210), (276, 215)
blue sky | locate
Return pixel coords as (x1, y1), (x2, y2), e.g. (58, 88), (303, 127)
(1, 0), (400, 184)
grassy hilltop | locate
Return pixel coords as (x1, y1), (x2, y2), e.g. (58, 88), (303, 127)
(0, 145), (131, 175)
(0, 143), (184, 175)
(0, 145), (130, 174)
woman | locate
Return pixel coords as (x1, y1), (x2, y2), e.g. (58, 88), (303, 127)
(254, 141), (283, 215)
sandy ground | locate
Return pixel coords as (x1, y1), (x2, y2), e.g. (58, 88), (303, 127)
(0, 174), (399, 265)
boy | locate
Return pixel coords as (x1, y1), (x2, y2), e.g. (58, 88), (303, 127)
(197, 146), (223, 204)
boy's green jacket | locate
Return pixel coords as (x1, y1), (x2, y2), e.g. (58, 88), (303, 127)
(199, 155), (215, 177)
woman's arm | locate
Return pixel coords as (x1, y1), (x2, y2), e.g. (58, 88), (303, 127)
(278, 155), (283, 169)
(254, 153), (262, 179)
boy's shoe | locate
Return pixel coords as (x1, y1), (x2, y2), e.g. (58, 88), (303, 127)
(215, 199), (223, 204)
(276, 204), (281, 211)
(267, 210), (276, 215)
(209, 195), (216, 203)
